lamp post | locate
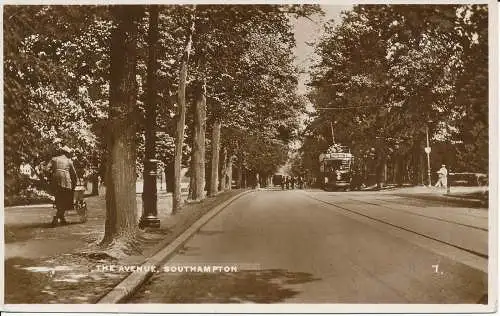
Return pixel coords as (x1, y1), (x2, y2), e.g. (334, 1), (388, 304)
(140, 7), (160, 229)
(140, 159), (161, 228)
(425, 124), (432, 187)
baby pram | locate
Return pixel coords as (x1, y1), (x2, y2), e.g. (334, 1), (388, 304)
(52, 178), (88, 223)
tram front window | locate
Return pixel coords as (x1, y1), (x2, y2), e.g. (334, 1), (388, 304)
(326, 160), (343, 172)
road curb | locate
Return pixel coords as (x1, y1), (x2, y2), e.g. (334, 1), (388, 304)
(4, 203), (54, 210)
(395, 193), (487, 208)
(97, 189), (254, 304)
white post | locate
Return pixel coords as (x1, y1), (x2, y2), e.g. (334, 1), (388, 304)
(425, 125), (432, 186)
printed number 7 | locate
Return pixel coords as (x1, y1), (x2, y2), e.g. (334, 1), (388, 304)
(432, 264), (439, 273)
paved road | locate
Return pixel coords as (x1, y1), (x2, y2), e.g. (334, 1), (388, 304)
(129, 189), (488, 304)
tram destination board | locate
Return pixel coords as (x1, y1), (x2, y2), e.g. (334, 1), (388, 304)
(322, 152), (353, 160)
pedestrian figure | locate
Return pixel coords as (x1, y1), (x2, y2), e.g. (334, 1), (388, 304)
(350, 169), (362, 191)
(19, 157), (35, 189)
(290, 176), (295, 189)
(285, 176), (290, 190)
(280, 176), (285, 190)
(47, 146), (77, 226)
(72, 153), (87, 204)
(435, 164), (448, 189)
(298, 176), (304, 189)
(34, 159), (48, 190)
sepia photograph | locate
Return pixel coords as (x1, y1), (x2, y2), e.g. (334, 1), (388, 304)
(2, 1), (496, 313)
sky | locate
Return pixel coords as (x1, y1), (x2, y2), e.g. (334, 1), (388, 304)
(289, 5), (352, 141)
(292, 5), (352, 95)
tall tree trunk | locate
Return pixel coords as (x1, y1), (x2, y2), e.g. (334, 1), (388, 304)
(243, 167), (247, 188)
(376, 156), (387, 189)
(395, 155), (403, 186)
(406, 157), (412, 183)
(237, 158), (243, 189)
(102, 6), (142, 248)
(188, 172), (194, 198)
(384, 161), (388, 184)
(220, 147), (227, 191)
(419, 151), (424, 185)
(209, 119), (221, 196)
(411, 142), (419, 185)
(392, 160), (397, 184)
(165, 161), (173, 192)
(363, 159), (368, 184)
(226, 155), (233, 190)
(142, 5), (159, 217)
(173, 11), (195, 213)
(189, 80), (207, 201)
(91, 173), (99, 196)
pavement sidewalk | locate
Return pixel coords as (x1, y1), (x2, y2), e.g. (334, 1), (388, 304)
(4, 189), (244, 304)
(384, 185), (488, 208)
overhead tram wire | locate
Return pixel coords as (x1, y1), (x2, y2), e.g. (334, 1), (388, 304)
(316, 104), (393, 110)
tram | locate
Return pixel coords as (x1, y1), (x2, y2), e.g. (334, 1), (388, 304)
(319, 144), (354, 191)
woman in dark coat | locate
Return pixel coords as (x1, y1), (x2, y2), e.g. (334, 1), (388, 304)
(47, 146), (77, 226)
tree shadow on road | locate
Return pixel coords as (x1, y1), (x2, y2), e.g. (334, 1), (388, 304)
(130, 269), (321, 303)
(4, 257), (55, 303)
(4, 255), (123, 304)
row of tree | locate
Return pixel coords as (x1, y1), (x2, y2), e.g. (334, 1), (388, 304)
(4, 5), (320, 253)
(297, 5), (488, 186)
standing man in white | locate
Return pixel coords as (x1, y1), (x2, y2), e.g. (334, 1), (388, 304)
(435, 164), (448, 189)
